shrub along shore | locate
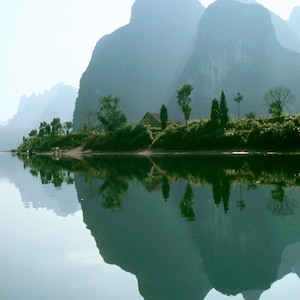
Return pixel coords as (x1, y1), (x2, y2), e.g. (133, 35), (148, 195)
(15, 115), (300, 156)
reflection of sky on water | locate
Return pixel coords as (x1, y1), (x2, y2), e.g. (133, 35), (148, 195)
(0, 153), (80, 217)
(0, 180), (142, 300)
(260, 273), (300, 299)
(2, 180), (300, 300)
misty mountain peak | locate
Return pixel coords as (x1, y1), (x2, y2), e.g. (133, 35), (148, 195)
(198, 0), (277, 50)
(290, 6), (300, 18)
(130, 0), (203, 25)
(235, 0), (256, 4)
(289, 6), (300, 41)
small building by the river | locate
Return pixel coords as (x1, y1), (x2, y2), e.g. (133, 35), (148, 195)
(139, 112), (179, 128)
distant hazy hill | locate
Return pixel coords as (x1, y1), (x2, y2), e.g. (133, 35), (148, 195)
(0, 83), (77, 150)
(271, 12), (300, 53)
(237, 0), (300, 53)
(289, 7), (300, 41)
(73, 0), (204, 129)
(167, 0), (300, 120)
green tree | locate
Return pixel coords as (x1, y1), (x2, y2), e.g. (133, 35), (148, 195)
(160, 104), (168, 130)
(39, 121), (51, 138)
(28, 129), (38, 138)
(264, 86), (296, 118)
(97, 95), (127, 132)
(219, 91), (229, 128)
(177, 84), (193, 124)
(50, 118), (63, 137)
(233, 92), (243, 120)
(245, 112), (256, 120)
(210, 98), (220, 123)
(63, 121), (73, 135)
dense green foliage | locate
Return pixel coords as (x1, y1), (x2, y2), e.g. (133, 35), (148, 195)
(97, 95), (127, 132)
(152, 116), (300, 151)
(17, 123), (152, 153)
(17, 115), (300, 153)
(82, 124), (152, 151)
(177, 84), (193, 124)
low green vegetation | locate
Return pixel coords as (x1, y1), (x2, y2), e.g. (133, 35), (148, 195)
(16, 86), (300, 153)
(152, 115), (300, 151)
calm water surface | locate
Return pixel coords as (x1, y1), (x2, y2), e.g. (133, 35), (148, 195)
(1, 152), (300, 299)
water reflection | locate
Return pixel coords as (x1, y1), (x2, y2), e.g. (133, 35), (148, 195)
(17, 154), (300, 299)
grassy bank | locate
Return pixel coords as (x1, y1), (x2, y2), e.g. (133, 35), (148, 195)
(16, 115), (300, 154)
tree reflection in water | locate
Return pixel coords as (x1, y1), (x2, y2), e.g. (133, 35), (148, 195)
(17, 153), (300, 299)
(161, 176), (170, 201)
(99, 175), (128, 210)
(268, 183), (298, 216)
(211, 173), (231, 214)
(18, 154), (300, 217)
(180, 181), (195, 221)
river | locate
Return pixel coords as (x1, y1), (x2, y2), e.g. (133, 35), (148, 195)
(1, 152), (300, 299)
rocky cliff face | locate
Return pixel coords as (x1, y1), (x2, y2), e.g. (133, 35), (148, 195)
(168, 0), (300, 119)
(73, 0), (204, 129)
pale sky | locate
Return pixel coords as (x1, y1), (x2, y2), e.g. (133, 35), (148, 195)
(1, 0), (299, 121)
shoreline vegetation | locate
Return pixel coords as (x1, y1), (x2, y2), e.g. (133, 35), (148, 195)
(14, 88), (300, 157)
(15, 148), (300, 159)
(14, 114), (300, 158)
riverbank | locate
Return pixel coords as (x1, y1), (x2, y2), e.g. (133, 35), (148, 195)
(15, 115), (300, 156)
(18, 147), (300, 159)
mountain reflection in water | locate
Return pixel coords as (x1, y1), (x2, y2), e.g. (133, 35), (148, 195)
(18, 154), (300, 299)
